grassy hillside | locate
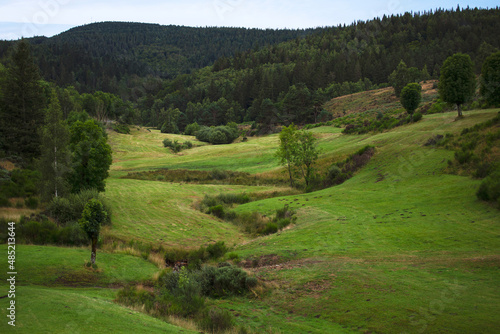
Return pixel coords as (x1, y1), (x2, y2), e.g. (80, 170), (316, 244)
(0, 245), (196, 333)
(1, 105), (498, 333)
(100, 108), (500, 333)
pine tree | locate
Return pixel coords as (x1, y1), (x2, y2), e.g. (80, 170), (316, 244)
(0, 39), (46, 160)
(38, 89), (71, 200)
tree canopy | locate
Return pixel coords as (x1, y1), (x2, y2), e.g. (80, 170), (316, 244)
(69, 119), (112, 193)
(480, 51), (500, 106)
(438, 53), (476, 117)
(400, 83), (422, 120)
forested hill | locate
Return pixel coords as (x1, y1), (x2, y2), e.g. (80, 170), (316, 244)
(0, 22), (318, 92)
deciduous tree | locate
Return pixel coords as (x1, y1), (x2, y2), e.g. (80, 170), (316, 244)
(275, 124), (298, 187)
(80, 198), (107, 264)
(480, 51), (500, 106)
(400, 83), (422, 121)
(38, 89), (71, 200)
(69, 119), (112, 193)
(438, 53), (476, 117)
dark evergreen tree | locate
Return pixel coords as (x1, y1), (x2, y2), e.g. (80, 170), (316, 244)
(0, 39), (46, 160)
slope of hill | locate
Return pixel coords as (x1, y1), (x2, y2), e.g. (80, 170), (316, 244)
(99, 108), (500, 333)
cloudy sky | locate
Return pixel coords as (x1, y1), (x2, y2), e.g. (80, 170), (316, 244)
(0, 0), (498, 40)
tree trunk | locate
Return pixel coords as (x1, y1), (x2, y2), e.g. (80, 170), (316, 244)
(91, 237), (97, 264)
(457, 103), (463, 117)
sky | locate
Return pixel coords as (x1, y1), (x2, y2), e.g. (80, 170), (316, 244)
(0, 0), (498, 40)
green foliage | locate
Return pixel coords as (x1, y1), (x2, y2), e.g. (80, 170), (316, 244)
(198, 307), (234, 333)
(196, 125), (239, 145)
(0, 217), (88, 246)
(294, 130), (319, 188)
(480, 51), (500, 106)
(162, 138), (183, 153)
(0, 39), (46, 160)
(69, 119), (112, 193)
(439, 53), (476, 116)
(388, 60), (422, 97)
(46, 188), (112, 225)
(79, 198), (107, 240)
(0, 168), (41, 202)
(476, 169), (500, 205)
(39, 89), (71, 200)
(208, 205), (225, 219)
(184, 122), (201, 136)
(400, 83), (422, 118)
(275, 124), (299, 187)
(111, 123), (131, 134)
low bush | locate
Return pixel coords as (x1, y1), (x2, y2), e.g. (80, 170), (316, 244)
(198, 307), (234, 333)
(208, 205), (225, 219)
(111, 123), (130, 134)
(476, 169), (500, 206)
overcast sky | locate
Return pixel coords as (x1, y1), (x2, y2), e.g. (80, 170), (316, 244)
(0, 0), (498, 40)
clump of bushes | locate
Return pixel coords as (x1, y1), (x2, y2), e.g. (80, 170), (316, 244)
(223, 205), (296, 236)
(46, 188), (112, 225)
(116, 263), (257, 332)
(476, 168), (500, 208)
(164, 241), (228, 269)
(111, 123), (130, 134)
(162, 138), (193, 153)
(0, 168), (41, 206)
(184, 122), (200, 136)
(196, 125), (239, 145)
(0, 217), (88, 246)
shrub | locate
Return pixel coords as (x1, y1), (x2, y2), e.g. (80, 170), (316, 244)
(208, 205), (225, 219)
(25, 197), (38, 209)
(476, 169), (500, 204)
(210, 169), (228, 180)
(206, 241), (227, 259)
(261, 222), (278, 235)
(413, 112), (423, 122)
(184, 122), (200, 136)
(111, 123), (130, 134)
(209, 130), (227, 145)
(183, 141), (193, 149)
(198, 307), (234, 333)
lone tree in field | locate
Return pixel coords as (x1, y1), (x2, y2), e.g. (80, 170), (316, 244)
(294, 131), (319, 189)
(480, 51), (500, 107)
(400, 83), (422, 121)
(275, 124), (298, 187)
(80, 199), (107, 264)
(438, 53), (476, 117)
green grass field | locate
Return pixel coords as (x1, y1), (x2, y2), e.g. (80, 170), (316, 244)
(1, 107), (499, 333)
